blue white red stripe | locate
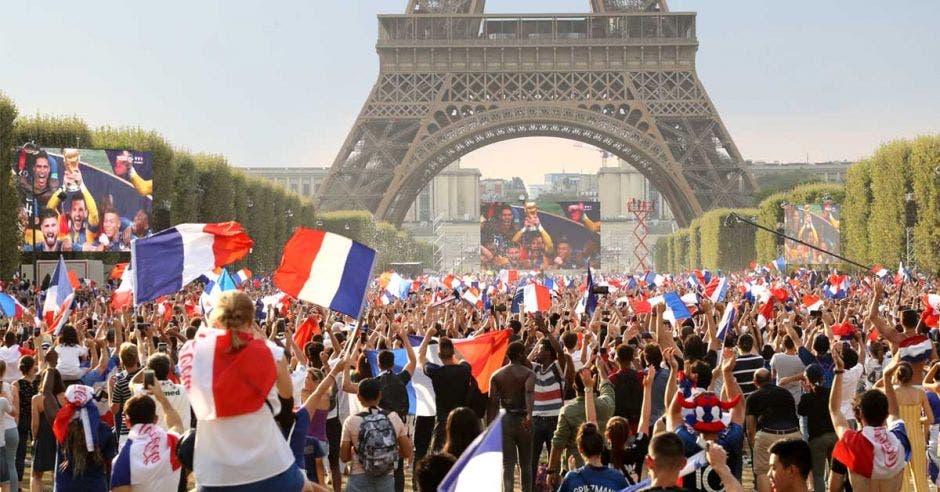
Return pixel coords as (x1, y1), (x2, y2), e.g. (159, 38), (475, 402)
(705, 276), (729, 304)
(898, 335), (933, 363)
(273, 228), (376, 319)
(132, 222), (254, 305)
(43, 257), (74, 335)
(438, 412), (503, 492)
(0, 293), (25, 320)
(832, 422), (911, 479)
(523, 284), (551, 313)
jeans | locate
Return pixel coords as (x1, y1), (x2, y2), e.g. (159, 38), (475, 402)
(531, 415), (557, 485)
(431, 418), (447, 453)
(412, 416), (435, 492)
(4, 427), (17, 492)
(346, 473), (394, 492)
(198, 463), (305, 492)
(502, 413), (533, 492)
(809, 432), (837, 492)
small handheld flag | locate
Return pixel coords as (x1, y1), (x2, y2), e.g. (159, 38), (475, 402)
(43, 257), (74, 335)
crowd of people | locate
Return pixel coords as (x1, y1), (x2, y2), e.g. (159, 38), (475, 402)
(0, 265), (937, 492)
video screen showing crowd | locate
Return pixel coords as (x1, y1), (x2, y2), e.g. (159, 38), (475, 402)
(480, 201), (601, 271)
(14, 145), (153, 253)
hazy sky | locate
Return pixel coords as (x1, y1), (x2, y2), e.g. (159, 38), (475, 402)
(2, 1), (937, 186)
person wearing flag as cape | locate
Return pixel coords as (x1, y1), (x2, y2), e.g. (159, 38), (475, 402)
(829, 344), (911, 491)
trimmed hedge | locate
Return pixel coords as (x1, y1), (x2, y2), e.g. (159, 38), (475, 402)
(755, 192), (787, 263)
(654, 236), (670, 272)
(911, 136), (940, 274)
(699, 208), (759, 272)
(687, 219), (701, 269)
(842, 159), (872, 266)
(0, 94), (18, 279)
(672, 230), (690, 272)
(13, 114), (92, 148)
(867, 141), (912, 266)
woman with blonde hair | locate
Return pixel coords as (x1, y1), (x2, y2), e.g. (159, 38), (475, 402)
(180, 290), (313, 491)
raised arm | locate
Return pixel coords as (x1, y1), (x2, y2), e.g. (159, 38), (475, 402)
(829, 345), (851, 437)
(581, 368), (597, 425)
(869, 282), (902, 346)
(638, 363), (654, 434)
(399, 328), (416, 376)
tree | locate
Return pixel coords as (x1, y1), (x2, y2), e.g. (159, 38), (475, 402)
(0, 94), (19, 279)
(842, 159), (872, 267)
(867, 141), (912, 266)
(910, 136), (940, 274)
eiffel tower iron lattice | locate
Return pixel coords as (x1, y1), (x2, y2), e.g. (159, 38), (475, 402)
(315, 0), (758, 227)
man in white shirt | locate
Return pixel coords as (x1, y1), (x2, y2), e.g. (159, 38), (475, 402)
(129, 354), (191, 432)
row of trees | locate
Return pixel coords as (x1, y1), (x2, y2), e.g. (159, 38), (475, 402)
(0, 94), (435, 279)
(655, 136), (940, 275)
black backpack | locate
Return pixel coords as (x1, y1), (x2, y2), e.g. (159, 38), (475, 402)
(612, 369), (643, 423)
(378, 371), (409, 420)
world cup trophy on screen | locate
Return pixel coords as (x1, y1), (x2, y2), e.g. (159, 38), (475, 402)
(62, 148), (81, 193)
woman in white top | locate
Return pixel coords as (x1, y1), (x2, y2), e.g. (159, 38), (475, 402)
(0, 332), (26, 384)
(179, 291), (316, 491)
(0, 361), (18, 492)
(53, 326), (88, 383)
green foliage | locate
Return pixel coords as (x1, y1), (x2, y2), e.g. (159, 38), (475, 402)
(654, 236), (670, 272)
(910, 136), (940, 274)
(13, 114), (92, 148)
(699, 208), (759, 272)
(842, 159), (872, 266)
(755, 192), (787, 263)
(0, 94), (19, 279)
(867, 141), (912, 266)
(687, 219), (701, 269)
(91, 127), (175, 209)
(671, 231), (689, 273)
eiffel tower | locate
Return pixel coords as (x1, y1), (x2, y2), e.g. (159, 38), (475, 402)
(315, 0), (758, 227)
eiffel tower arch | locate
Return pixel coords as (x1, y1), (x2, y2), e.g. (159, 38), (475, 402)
(315, 0), (758, 227)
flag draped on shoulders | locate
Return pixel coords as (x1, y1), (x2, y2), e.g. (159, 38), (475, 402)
(132, 222), (254, 305)
(179, 328), (278, 420)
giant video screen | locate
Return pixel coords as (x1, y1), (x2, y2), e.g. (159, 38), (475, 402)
(480, 201), (601, 270)
(14, 146), (153, 253)
(783, 203), (841, 265)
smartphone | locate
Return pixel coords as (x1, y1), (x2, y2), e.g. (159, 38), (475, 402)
(143, 370), (155, 388)
(157, 342), (167, 353)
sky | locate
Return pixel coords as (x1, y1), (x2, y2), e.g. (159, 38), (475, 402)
(2, 1), (938, 186)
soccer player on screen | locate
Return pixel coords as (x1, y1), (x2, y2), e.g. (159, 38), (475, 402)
(23, 209), (62, 252)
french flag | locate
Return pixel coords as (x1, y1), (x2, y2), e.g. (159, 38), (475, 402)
(522, 284), (551, 313)
(233, 268), (253, 286)
(649, 292), (692, 323)
(179, 328), (278, 420)
(717, 304), (736, 341)
(705, 276), (729, 304)
(644, 272), (665, 288)
(0, 293), (25, 320)
(438, 412), (504, 492)
(109, 423), (181, 491)
(111, 264), (135, 311)
(826, 274), (849, 300)
(757, 297), (775, 329)
(832, 422), (911, 480)
(132, 222), (254, 305)
(802, 294), (824, 312)
(273, 228), (376, 319)
(898, 335), (933, 364)
(771, 257), (786, 273)
(461, 287), (484, 310)
(922, 294), (940, 329)
(871, 265), (889, 278)
(43, 257), (74, 335)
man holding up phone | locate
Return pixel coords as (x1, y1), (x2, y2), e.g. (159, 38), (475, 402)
(129, 353), (192, 433)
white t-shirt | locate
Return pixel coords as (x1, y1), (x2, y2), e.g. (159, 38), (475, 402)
(130, 380), (192, 432)
(0, 397), (10, 445)
(55, 345), (88, 380)
(111, 423), (181, 492)
(291, 364), (308, 410)
(192, 345), (295, 487)
(839, 364), (865, 421)
(0, 383), (14, 430)
(0, 346), (23, 383)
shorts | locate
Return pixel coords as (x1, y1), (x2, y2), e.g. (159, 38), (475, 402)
(754, 430), (803, 475)
(197, 464), (305, 492)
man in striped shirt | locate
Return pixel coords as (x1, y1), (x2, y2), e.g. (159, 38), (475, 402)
(530, 333), (572, 487)
(732, 333), (765, 397)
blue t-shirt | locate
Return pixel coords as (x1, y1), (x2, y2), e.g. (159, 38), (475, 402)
(676, 422), (745, 491)
(798, 347), (835, 386)
(558, 465), (629, 492)
(55, 422), (117, 492)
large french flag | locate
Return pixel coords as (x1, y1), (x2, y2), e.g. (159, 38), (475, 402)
(922, 294), (940, 329)
(832, 422), (911, 480)
(452, 329), (511, 394)
(43, 257), (74, 335)
(522, 284), (551, 313)
(438, 412), (504, 492)
(132, 222), (254, 305)
(273, 228), (376, 319)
